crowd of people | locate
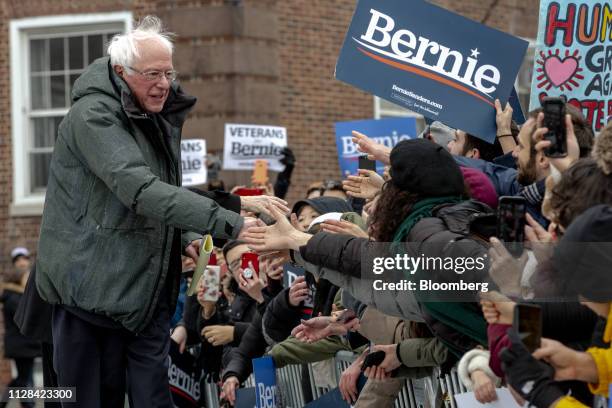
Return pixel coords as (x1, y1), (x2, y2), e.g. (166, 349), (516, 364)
(165, 96), (612, 408)
(1, 14), (612, 408)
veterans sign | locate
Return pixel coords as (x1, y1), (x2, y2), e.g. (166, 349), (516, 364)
(529, 1), (612, 133)
(335, 117), (417, 177)
(223, 124), (288, 172)
(181, 139), (207, 187)
(336, 0), (528, 143)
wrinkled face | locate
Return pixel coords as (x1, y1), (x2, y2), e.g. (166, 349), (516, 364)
(115, 39), (173, 113)
(296, 205), (321, 232)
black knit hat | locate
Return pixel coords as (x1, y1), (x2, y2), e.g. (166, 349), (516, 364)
(553, 205), (612, 301)
(291, 196), (353, 216)
(389, 139), (464, 197)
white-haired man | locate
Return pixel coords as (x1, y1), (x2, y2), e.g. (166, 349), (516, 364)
(35, 16), (286, 407)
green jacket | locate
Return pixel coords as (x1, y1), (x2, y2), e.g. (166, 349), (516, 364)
(36, 57), (243, 333)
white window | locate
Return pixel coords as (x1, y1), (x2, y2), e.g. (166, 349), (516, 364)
(10, 12), (132, 216)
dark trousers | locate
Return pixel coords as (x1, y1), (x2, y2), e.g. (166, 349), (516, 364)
(52, 306), (172, 408)
(0, 357), (35, 408)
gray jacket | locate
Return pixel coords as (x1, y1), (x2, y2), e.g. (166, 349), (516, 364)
(36, 57), (243, 332)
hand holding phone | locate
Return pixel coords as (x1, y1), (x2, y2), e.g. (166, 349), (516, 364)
(513, 303), (542, 352)
(252, 160), (269, 185)
(241, 252), (259, 279)
(201, 266), (221, 302)
(542, 97), (567, 158)
(361, 350), (386, 371)
(496, 196), (526, 258)
(358, 155), (377, 172)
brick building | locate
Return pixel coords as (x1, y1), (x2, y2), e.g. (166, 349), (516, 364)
(0, 0), (539, 385)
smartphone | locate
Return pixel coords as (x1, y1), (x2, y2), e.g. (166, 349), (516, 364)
(496, 196), (526, 257)
(241, 252), (259, 278)
(208, 252), (217, 266)
(201, 266), (221, 302)
(234, 187), (264, 196)
(361, 350), (386, 371)
(252, 160), (269, 185)
(358, 155), (376, 172)
(513, 303), (542, 353)
(542, 97), (567, 158)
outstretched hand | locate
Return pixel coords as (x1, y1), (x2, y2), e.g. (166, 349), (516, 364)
(342, 169), (384, 200)
(291, 312), (359, 343)
(243, 204), (312, 252)
(240, 194), (290, 217)
(352, 131), (392, 165)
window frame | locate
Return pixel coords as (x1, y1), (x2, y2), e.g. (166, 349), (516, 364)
(10, 12), (132, 216)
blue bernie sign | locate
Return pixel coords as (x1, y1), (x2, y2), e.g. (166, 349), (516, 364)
(253, 356), (277, 408)
(335, 117), (417, 178)
(335, 0), (528, 143)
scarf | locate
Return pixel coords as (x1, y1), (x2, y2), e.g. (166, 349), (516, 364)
(391, 195), (488, 353)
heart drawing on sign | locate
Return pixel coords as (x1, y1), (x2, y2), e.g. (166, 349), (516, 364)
(535, 49), (584, 92)
(544, 56), (578, 87)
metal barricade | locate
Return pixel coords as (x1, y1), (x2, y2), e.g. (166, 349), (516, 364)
(199, 356), (475, 407)
(276, 364), (306, 408)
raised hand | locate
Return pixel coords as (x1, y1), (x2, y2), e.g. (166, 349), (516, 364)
(352, 131), (392, 165)
(488, 237), (527, 297)
(342, 169), (384, 200)
(243, 204), (312, 252)
(321, 219), (368, 238)
(480, 291), (515, 325)
(288, 276), (311, 307)
(240, 195), (290, 216)
(533, 112), (580, 172)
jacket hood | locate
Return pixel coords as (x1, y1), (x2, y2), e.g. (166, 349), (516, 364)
(72, 57), (196, 127)
(434, 200), (493, 235)
(292, 196), (353, 216)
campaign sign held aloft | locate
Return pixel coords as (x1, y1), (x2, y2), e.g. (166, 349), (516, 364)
(529, 1), (612, 133)
(335, 117), (417, 177)
(223, 124), (288, 172)
(335, 0), (528, 143)
(253, 356), (279, 408)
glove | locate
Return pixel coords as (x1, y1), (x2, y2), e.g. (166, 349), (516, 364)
(280, 147), (296, 168)
(500, 329), (565, 408)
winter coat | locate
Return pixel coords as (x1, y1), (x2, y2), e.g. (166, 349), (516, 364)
(261, 287), (302, 345)
(1, 286), (41, 359)
(454, 156), (548, 227)
(221, 282), (283, 383)
(261, 277), (339, 345)
(13, 265), (52, 344)
(36, 57), (243, 333)
(295, 201), (493, 323)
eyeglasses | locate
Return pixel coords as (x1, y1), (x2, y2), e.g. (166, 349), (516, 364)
(127, 66), (177, 82)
